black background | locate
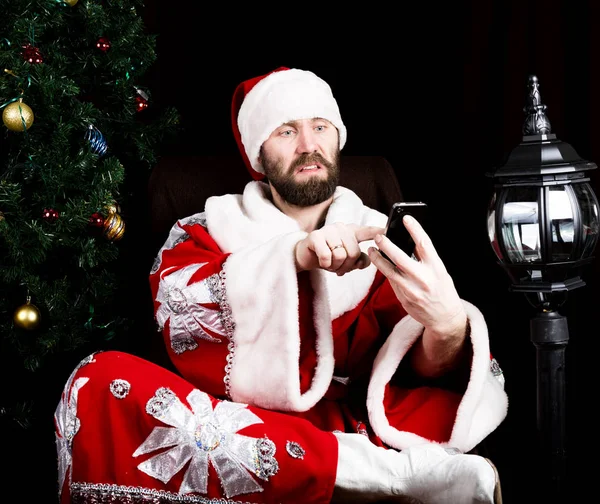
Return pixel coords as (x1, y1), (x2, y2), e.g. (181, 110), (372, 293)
(24, 1), (600, 502)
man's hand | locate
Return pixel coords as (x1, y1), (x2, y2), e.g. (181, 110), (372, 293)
(295, 223), (385, 275)
(368, 215), (468, 377)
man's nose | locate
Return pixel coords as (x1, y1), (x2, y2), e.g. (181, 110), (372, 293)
(296, 128), (318, 153)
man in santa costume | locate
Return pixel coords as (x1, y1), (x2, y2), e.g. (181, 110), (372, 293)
(55, 67), (508, 503)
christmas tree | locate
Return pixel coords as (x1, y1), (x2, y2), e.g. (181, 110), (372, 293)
(0, 0), (178, 443)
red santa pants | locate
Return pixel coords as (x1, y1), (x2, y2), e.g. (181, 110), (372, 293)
(55, 351), (338, 504)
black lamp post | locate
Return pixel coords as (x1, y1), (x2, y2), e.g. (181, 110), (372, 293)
(486, 75), (600, 499)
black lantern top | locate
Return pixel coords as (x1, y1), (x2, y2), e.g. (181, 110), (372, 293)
(491, 75), (597, 179)
(486, 75), (600, 309)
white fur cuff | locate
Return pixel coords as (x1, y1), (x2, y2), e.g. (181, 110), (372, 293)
(366, 301), (509, 452)
(224, 231), (336, 412)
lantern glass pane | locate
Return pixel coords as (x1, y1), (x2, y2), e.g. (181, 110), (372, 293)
(487, 192), (502, 260)
(501, 187), (542, 263)
(573, 182), (600, 259)
(548, 185), (574, 262)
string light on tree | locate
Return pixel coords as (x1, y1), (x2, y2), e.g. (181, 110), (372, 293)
(13, 296), (41, 331)
(2, 99), (34, 131)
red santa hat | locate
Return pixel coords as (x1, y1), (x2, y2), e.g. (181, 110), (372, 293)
(231, 67), (347, 180)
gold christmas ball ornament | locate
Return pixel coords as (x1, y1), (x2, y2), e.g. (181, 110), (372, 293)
(13, 297), (41, 330)
(64, 0), (79, 6)
(103, 211), (125, 241)
(2, 100), (34, 131)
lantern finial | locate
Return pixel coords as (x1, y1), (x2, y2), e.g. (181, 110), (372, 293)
(523, 75), (551, 135)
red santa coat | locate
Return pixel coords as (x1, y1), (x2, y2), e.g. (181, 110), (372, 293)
(54, 181), (507, 503)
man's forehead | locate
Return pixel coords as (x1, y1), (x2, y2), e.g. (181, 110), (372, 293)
(279, 117), (332, 127)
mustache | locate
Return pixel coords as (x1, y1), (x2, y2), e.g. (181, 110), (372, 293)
(289, 153), (333, 172)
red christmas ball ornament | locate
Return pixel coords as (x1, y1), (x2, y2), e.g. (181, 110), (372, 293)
(96, 37), (111, 52)
(22, 44), (43, 64)
(135, 88), (149, 112)
(88, 212), (104, 227)
(135, 95), (149, 112)
(42, 208), (59, 223)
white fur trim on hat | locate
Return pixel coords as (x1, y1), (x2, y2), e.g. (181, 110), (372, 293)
(237, 68), (347, 176)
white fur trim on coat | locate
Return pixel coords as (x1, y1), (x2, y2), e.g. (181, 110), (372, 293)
(366, 300), (508, 453)
(237, 69), (347, 175)
(224, 230), (333, 410)
(204, 181), (383, 411)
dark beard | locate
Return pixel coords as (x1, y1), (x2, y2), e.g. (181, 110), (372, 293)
(262, 150), (340, 207)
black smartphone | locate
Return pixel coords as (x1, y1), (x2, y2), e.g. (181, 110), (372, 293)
(381, 202), (428, 261)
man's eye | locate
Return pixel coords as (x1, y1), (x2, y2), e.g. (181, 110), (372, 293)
(281, 130), (294, 137)
(315, 125), (326, 132)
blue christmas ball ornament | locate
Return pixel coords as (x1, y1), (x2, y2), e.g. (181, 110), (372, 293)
(85, 124), (108, 156)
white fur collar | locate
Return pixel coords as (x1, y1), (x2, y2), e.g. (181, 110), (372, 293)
(205, 181), (387, 319)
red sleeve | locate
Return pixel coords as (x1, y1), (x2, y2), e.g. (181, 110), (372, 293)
(339, 270), (407, 385)
(365, 294), (509, 452)
(347, 273), (462, 444)
(149, 215), (233, 399)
